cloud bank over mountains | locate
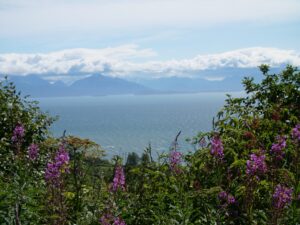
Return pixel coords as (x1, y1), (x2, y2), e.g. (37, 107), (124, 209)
(1, 46), (300, 81)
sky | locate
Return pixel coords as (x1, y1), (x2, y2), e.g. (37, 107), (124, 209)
(1, 0), (300, 80)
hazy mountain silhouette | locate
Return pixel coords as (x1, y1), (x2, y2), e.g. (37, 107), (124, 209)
(7, 74), (154, 97)
(69, 74), (153, 95)
(135, 67), (283, 92)
(5, 67), (282, 97)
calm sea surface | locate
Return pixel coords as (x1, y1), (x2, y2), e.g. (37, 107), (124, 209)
(36, 92), (243, 158)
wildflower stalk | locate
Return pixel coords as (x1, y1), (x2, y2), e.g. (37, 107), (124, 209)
(11, 124), (26, 224)
(271, 184), (293, 224)
(45, 143), (70, 225)
(100, 160), (127, 225)
(12, 124), (25, 157)
(245, 151), (267, 222)
(210, 135), (224, 160)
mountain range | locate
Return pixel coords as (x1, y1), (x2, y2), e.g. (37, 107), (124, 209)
(7, 74), (154, 97)
(4, 67), (282, 97)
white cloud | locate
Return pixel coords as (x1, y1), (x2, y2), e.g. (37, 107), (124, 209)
(203, 76), (225, 81)
(0, 45), (156, 75)
(1, 0), (300, 37)
(0, 46), (299, 80)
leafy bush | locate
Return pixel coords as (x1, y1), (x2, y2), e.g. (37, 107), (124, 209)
(0, 65), (300, 224)
(0, 78), (55, 224)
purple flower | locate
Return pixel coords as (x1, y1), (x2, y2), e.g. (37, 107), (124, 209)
(45, 162), (60, 182)
(169, 150), (183, 173)
(12, 124), (25, 143)
(210, 136), (224, 159)
(291, 124), (300, 142)
(113, 217), (126, 225)
(218, 191), (236, 205)
(100, 213), (113, 225)
(273, 184), (293, 209)
(55, 145), (70, 168)
(270, 136), (286, 160)
(45, 144), (70, 186)
(227, 195), (236, 204)
(100, 215), (126, 225)
(246, 152), (267, 177)
(28, 143), (39, 160)
(111, 165), (126, 192)
(218, 191), (228, 200)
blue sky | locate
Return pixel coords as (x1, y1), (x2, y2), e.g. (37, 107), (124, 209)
(1, 0), (300, 80)
(1, 21), (300, 60)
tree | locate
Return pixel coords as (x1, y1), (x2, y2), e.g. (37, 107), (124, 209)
(126, 152), (140, 167)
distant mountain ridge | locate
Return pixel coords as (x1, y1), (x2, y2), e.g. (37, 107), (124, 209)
(4, 67), (283, 97)
(7, 74), (154, 97)
(134, 67), (282, 93)
(71, 74), (153, 96)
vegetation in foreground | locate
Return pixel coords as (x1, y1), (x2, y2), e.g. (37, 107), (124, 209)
(0, 65), (300, 224)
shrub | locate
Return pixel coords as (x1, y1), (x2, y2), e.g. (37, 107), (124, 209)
(1, 65), (300, 224)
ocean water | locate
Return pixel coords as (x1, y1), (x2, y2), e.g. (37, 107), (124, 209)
(36, 92), (243, 158)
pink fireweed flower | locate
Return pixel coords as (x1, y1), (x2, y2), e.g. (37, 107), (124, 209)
(227, 195), (236, 204)
(55, 145), (70, 168)
(111, 165), (126, 192)
(273, 184), (293, 209)
(12, 124), (25, 143)
(113, 217), (126, 225)
(28, 143), (39, 160)
(246, 152), (267, 177)
(45, 162), (60, 182)
(45, 144), (70, 186)
(218, 191), (236, 205)
(210, 136), (224, 159)
(100, 215), (126, 225)
(218, 191), (228, 200)
(100, 213), (113, 225)
(271, 136), (286, 160)
(169, 150), (183, 173)
(291, 124), (300, 142)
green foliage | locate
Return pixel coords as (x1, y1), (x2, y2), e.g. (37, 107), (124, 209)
(126, 152), (140, 167)
(0, 78), (55, 224)
(1, 65), (300, 224)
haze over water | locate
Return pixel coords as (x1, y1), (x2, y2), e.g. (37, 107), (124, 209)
(36, 92), (243, 158)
